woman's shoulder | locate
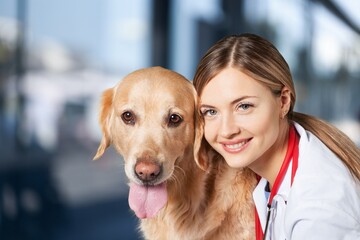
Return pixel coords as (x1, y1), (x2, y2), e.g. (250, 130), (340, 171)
(294, 122), (351, 178)
(289, 123), (360, 219)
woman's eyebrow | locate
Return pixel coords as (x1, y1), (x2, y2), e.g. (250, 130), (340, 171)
(200, 104), (214, 109)
(200, 96), (258, 109)
(230, 96), (258, 105)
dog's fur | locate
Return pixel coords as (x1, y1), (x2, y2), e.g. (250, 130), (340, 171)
(94, 67), (257, 240)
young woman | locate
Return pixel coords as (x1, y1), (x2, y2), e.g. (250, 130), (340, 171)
(193, 33), (360, 239)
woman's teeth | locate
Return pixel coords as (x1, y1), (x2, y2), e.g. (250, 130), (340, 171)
(225, 140), (248, 149)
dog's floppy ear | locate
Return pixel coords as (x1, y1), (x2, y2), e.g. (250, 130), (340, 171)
(93, 88), (113, 160)
(193, 93), (211, 172)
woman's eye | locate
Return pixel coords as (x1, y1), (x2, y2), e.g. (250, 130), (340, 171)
(121, 111), (136, 125)
(168, 114), (183, 127)
(202, 109), (217, 117)
(238, 103), (253, 111)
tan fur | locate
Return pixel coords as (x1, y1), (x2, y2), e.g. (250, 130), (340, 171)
(94, 67), (257, 240)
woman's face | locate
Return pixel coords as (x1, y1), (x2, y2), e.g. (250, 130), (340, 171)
(200, 67), (288, 173)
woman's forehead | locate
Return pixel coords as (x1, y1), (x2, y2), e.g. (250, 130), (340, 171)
(200, 68), (271, 102)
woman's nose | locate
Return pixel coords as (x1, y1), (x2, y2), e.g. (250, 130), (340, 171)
(219, 115), (241, 138)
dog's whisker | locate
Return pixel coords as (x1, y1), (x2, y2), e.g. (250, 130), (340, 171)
(169, 172), (180, 186)
(170, 165), (186, 188)
(174, 165), (186, 179)
(169, 169), (182, 187)
(173, 166), (186, 183)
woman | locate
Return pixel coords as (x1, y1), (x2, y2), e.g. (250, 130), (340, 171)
(193, 33), (360, 239)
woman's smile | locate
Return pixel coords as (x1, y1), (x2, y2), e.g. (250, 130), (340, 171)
(220, 138), (252, 153)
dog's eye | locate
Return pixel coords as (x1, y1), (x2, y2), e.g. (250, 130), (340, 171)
(121, 111), (136, 125)
(168, 114), (182, 127)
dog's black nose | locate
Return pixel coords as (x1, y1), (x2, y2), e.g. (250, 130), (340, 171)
(135, 161), (161, 183)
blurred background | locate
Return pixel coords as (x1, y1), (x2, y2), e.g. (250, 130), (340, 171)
(0, 0), (359, 239)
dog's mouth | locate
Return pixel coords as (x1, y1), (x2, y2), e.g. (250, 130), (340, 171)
(128, 182), (167, 219)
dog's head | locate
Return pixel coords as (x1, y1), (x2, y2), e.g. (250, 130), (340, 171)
(93, 67), (207, 218)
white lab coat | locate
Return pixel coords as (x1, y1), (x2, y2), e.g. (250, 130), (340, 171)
(253, 122), (360, 239)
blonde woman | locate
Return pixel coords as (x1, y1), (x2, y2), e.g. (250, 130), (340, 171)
(193, 33), (360, 239)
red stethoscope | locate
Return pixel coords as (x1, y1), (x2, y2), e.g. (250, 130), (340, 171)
(255, 125), (299, 240)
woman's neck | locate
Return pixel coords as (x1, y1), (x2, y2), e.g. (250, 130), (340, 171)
(251, 124), (290, 189)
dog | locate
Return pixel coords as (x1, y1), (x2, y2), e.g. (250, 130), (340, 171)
(93, 67), (257, 240)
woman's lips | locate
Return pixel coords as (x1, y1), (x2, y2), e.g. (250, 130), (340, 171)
(220, 138), (252, 153)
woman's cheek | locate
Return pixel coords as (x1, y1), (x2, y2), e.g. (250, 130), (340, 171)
(204, 121), (216, 143)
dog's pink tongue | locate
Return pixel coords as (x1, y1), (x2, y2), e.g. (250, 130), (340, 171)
(128, 182), (167, 219)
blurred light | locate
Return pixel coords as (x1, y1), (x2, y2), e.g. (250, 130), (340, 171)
(312, 34), (342, 75)
(0, 16), (19, 48)
(115, 18), (148, 42)
(37, 39), (74, 72)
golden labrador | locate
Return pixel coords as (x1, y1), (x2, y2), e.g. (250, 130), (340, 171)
(94, 67), (256, 240)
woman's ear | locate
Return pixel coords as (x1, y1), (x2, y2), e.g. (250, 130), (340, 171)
(93, 88), (113, 160)
(280, 86), (291, 119)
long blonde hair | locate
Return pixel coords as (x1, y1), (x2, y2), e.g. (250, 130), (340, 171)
(193, 33), (360, 180)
